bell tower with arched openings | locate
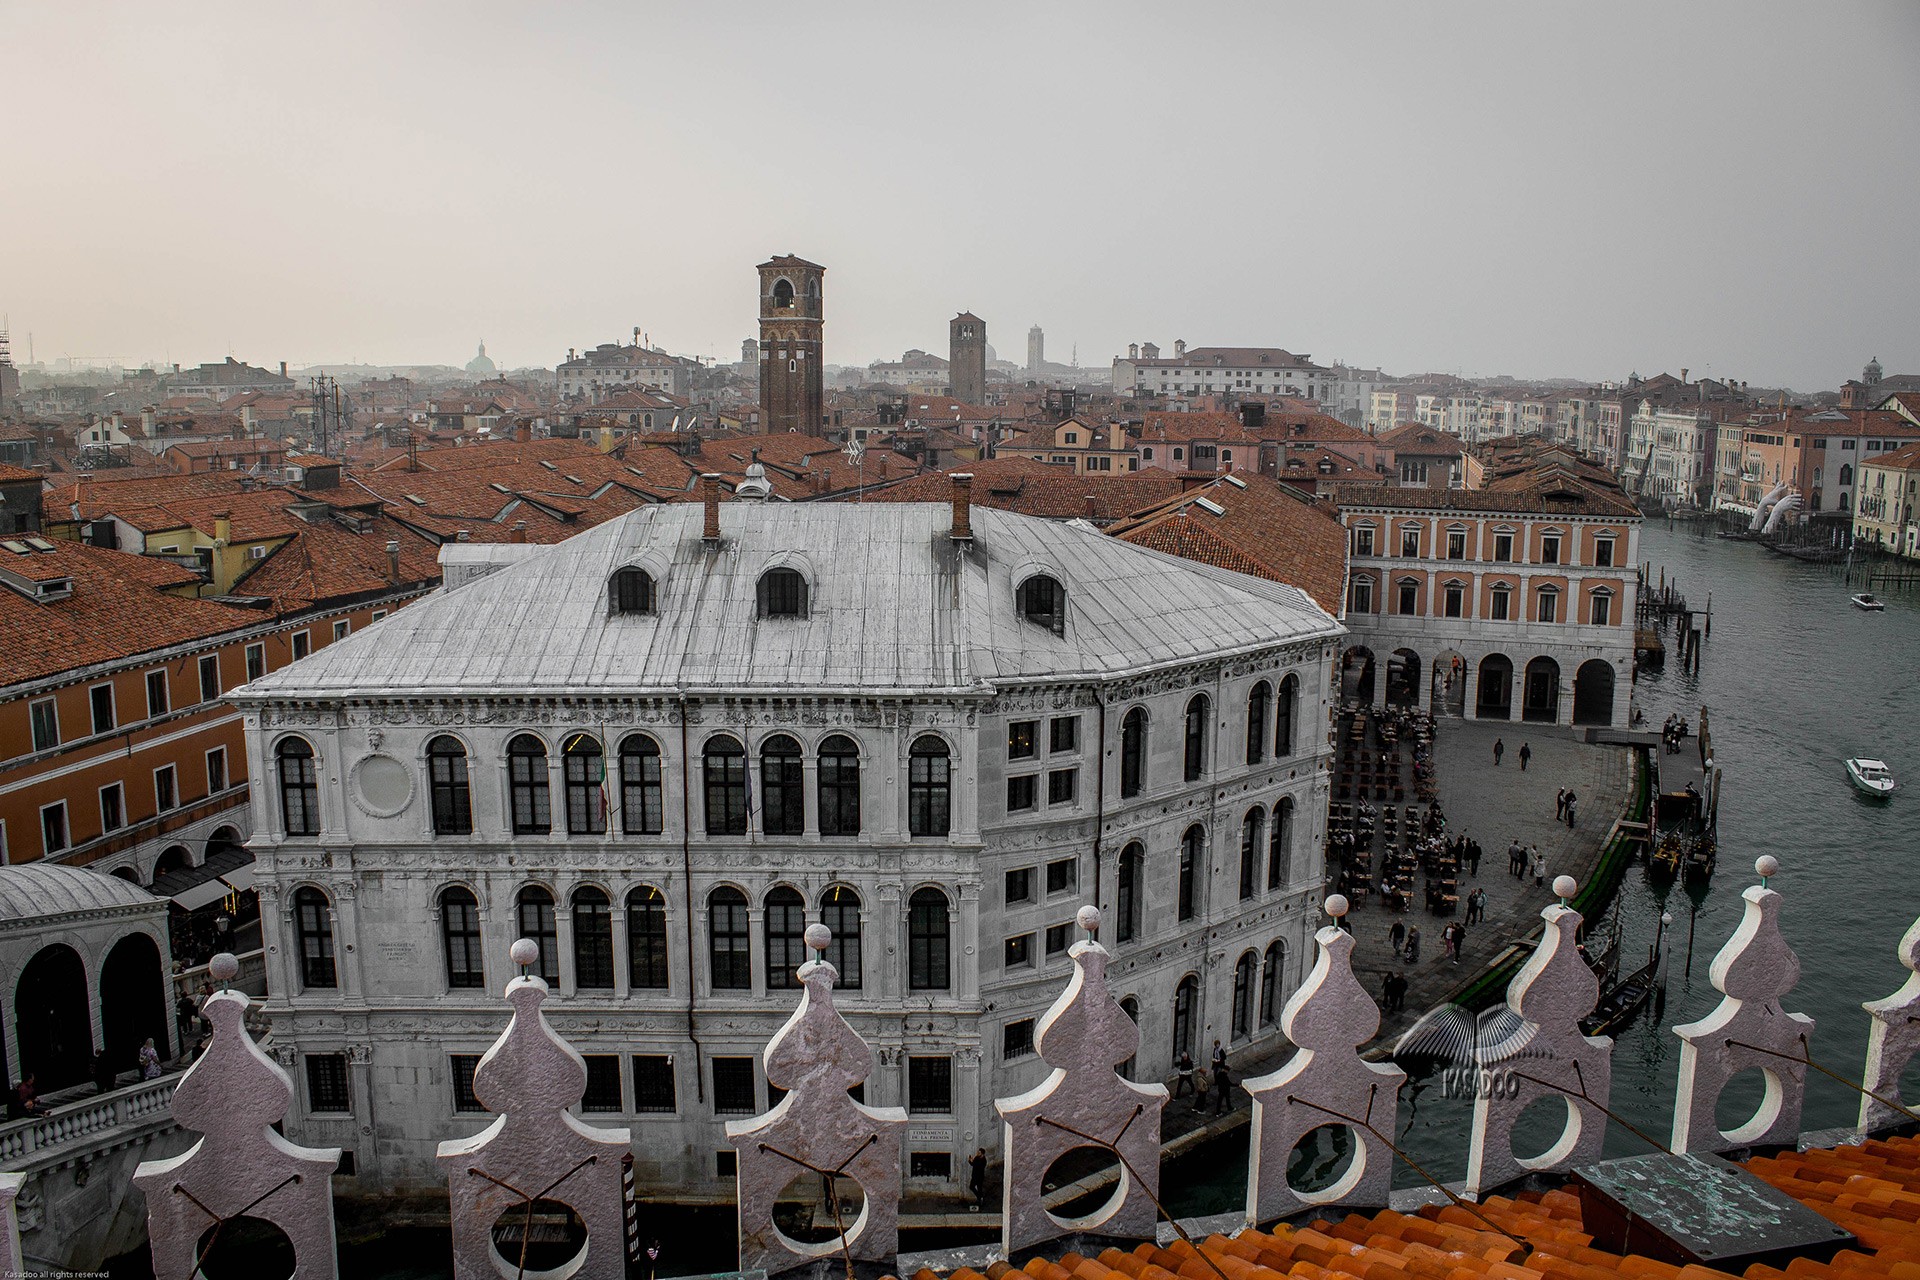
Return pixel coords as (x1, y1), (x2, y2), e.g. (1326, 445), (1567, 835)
(757, 254), (825, 435)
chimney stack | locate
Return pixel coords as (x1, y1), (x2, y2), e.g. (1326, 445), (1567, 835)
(701, 473), (722, 542)
(1084, 494), (1097, 520)
(509, 520), (527, 544)
(386, 539), (400, 582)
(280, 361), (288, 378)
(213, 511), (232, 544)
(950, 473), (974, 542)
(1681, 368), (1689, 383)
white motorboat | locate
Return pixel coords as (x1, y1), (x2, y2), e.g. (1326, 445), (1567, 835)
(1846, 758), (1897, 799)
(1851, 593), (1887, 611)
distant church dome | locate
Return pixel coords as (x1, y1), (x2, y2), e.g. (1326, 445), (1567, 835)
(466, 341), (497, 376)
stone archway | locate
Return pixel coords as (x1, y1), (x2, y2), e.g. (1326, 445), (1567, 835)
(1523, 656), (1562, 724)
(205, 827), (243, 861)
(1341, 647), (1376, 705)
(153, 845), (192, 883)
(1386, 649), (1422, 708)
(1572, 660), (1616, 727)
(1476, 654), (1514, 720)
(100, 932), (170, 1071)
(16, 944), (94, 1092)
(1431, 652), (1467, 717)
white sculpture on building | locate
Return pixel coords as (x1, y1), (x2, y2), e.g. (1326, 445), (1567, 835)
(1860, 913), (1920, 1133)
(995, 905), (1168, 1255)
(1672, 857), (1814, 1152)
(134, 953), (342, 1280)
(1245, 895), (1404, 1223)
(727, 923), (907, 1273)
(1465, 877), (1612, 1196)
(435, 940), (633, 1280)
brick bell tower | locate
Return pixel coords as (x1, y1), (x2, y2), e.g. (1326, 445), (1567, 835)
(757, 254), (825, 435)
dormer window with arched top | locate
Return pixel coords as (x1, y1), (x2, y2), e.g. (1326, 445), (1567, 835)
(1017, 574), (1066, 636)
(757, 567), (809, 619)
(772, 278), (795, 309)
(609, 567), (655, 615)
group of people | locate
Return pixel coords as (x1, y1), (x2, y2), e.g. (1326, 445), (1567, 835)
(1660, 713), (1690, 755)
(1170, 1040), (1238, 1116)
(1554, 787), (1580, 828)
(1508, 838), (1547, 884)
(1492, 738), (1533, 770)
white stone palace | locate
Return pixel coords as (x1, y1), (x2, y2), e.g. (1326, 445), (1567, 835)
(229, 479), (1342, 1197)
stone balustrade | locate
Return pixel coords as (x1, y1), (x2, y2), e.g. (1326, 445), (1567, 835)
(0, 1073), (180, 1165)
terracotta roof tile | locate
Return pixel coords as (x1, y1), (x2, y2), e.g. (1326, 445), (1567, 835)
(1106, 474), (1348, 614)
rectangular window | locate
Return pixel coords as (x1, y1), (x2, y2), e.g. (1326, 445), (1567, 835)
(907, 1056), (953, 1114)
(1491, 589), (1511, 621)
(1007, 721), (1037, 759)
(29, 698), (58, 752)
(1352, 526), (1375, 556)
(245, 643), (265, 681)
(581, 1055), (623, 1113)
(910, 1152), (952, 1179)
(1541, 534), (1561, 565)
(90, 683), (115, 734)
(155, 765), (177, 813)
(716, 1150), (737, 1177)
(1045, 922), (1071, 956)
(1398, 581), (1418, 615)
(1005, 867), (1034, 904)
(632, 1055), (676, 1112)
(1350, 579), (1374, 613)
(1594, 538), (1615, 567)
(198, 654), (221, 702)
(1447, 531), (1466, 559)
(1047, 768), (1077, 806)
(1493, 532), (1513, 562)
(1049, 716), (1078, 753)
(1002, 1018), (1036, 1060)
(332, 620), (350, 641)
(100, 783), (124, 833)
(451, 1055), (483, 1112)
(1400, 528), (1420, 557)
(1592, 594), (1613, 626)
(291, 631), (311, 660)
(40, 803), (67, 855)
(207, 747), (228, 793)
(145, 669), (169, 718)
(1539, 591), (1559, 624)
(371, 609), (387, 622)
(1444, 584), (1464, 618)
(305, 1054), (351, 1113)
(1006, 775), (1036, 812)
(712, 1057), (755, 1115)
(1046, 857), (1077, 895)
(1004, 933), (1033, 968)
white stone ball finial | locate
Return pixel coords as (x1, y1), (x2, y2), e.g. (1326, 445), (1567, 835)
(1076, 905), (1101, 936)
(1755, 854), (1780, 885)
(1553, 875), (1578, 904)
(1325, 894), (1349, 919)
(209, 952), (239, 987)
(804, 923), (831, 953)
(509, 938), (539, 972)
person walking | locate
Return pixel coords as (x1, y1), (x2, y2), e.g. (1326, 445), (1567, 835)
(92, 1050), (117, 1095)
(1389, 920), (1407, 956)
(1555, 788), (1567, 820)
(175, 993), (198, 1058)
(1440, 923), (1457, 963)
(1530, 846), (1546, 886)
(1212, 1060), (1234, 1115)
(1508, 839), (1525, 877)
(1453, 921), (1469, 962)
(1518, 742), (1532, 771)
(1173, 1051), (1196, 1100)
(1405, 926), (1422, 964)
(969, 1149), (988, 1212)
(1565, 791), (1579, 829)
(138, 1037), (163, 1080)
(1466, 839), (1480, 876)
(1493, 738), (1505, 765)
(1211, 1039), (1228, 1081)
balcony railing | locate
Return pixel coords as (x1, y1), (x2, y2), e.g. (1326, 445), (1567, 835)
(0, 1073), (180, 1165)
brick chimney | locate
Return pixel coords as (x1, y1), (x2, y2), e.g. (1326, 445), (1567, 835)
(1084, 494), (1097, 519)
(950, 473), (974, 542)
(386, 539), (400, 583)
(509, 520), (527, 544)
(701, 473), (722, 542)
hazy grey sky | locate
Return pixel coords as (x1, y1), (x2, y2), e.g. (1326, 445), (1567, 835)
(5, 1), (1916, 389)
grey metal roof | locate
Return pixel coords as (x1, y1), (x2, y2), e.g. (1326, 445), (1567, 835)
(235, 503), (1341, 700)
(0, 864), (165, 924)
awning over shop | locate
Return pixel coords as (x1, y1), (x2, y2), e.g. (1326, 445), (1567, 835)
(152, 845), (256, 912)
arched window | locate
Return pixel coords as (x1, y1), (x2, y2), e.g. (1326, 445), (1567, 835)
(277, 738), (319, 836)
(772, 277), (794, 308)
(507, 735), (551, 835)
(1118, 996), (1140, 1081)
(516, 886), (559, 982)
(1017, 574), (1066, 635)
(563, 735), (607, 836)
(820, 886), (862, 989)
(817, 735), (861, 836)
(1232, 951), (1257, 1040)
(626, 886), (669, 990)
(1239, 808), (1265, 900)
(1260, 940), (1286, 1026)
(760, 735), (804, 836)
(908, 736), (951, 837)
(1840, 463), (1854, 487)
(618, 735), (663, 835)
(908, 887), (951, 990)
(1268, 797), (1293, 891)
(293, 886), (336, 989)
(1276, 674), (1298, 757)
(1116, 842), (1144, 943)
(440, 886), (483, 989)
(609, 567), (655, 615)
(1245, 681), (1270, 765)
(571, 887), (614, 989)
(708, 887), (750, 990)
(703, 736), (747, 835)
(427, 736), (472, 835)
(1184, 694), (1210, 781)
(1172, 974), (1199, 1061)
(757, 567), (809, 618)
(1178, 825), (1203, 921)
(764, 887), (806, 990)
(1120, 707), (1147, 798)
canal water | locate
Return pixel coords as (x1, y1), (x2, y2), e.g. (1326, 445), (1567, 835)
(1166, 521), (1920, 1213)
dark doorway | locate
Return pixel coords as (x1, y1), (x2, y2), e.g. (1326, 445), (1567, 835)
(101, 933), (169, 1072)
(1573, 660), (1616, 727)
(1476, 654), (1513, 720)
(153, 845), (192, 883)
(1341, 647), (1376, 705)
(1431, 653), (1467, 716)
(1523, 657), (1562, 723)
(16, 944), (94, 1091)
(1386, 649), (1422, 707)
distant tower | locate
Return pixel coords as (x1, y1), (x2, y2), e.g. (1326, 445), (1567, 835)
(950, 312), (986, 405)
(0, 327), (18, 413)
(758, 255), (826, 435)
(1865, 356), (1884, 386)
(741, 338), (758, 366)
(1027, 325), (1044, 374)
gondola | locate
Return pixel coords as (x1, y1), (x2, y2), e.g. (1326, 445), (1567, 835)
(1581, 954), (1661, 1038)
